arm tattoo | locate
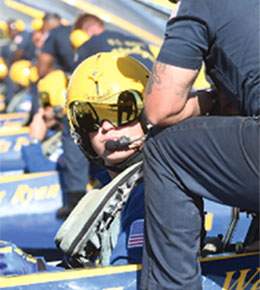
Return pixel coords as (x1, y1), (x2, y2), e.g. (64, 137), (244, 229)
(145, 61), (167, 95)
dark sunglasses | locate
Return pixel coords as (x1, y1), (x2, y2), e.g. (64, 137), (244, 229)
(69, 90), (143, 132)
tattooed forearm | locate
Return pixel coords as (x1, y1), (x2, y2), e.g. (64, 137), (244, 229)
(145, 61), (167, 95)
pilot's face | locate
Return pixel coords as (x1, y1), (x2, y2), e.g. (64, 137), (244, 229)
(89, 120), (144, 167)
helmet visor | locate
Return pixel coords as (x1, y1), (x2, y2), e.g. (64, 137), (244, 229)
(69, 90), (143, 132)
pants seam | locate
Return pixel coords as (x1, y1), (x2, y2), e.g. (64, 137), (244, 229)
(239, 117), (259, 176)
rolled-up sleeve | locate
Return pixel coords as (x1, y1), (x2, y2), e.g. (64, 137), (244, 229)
(158, 0), (211, 69)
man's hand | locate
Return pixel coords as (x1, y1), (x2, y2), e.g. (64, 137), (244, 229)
(29, 108), (48, 141)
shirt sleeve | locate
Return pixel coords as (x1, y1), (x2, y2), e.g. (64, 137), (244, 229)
(158, 0), (210, 70)
(42, 30), (56, 56)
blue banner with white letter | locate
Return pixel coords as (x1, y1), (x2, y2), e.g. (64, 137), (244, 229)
(0, 171), (62, 216)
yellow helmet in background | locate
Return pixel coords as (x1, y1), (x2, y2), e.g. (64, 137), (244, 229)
(0, 21), (8, 38)
(67, 51), (149, 161)
(70, 29), (90, 49)
(14, 19), (26, 32)
(9, 60), (39, 87)
(31, 18), (43, 31)
(37, 70), (67, 109)
(30, 66), (39, 83)
(0, 57), (8, 80)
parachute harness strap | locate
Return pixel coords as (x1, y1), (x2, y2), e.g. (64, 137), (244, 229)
(87, 162), (143, 265)
(56, 161), (144, 267)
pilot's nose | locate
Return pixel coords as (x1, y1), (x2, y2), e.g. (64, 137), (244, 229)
(100, 120), (115, 133)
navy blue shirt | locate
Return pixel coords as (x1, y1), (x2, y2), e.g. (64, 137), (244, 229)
(75, 30), (154, 70)
(42, 25), (74, 74)
(19, 32), (37, 61)
(0, 43), (12, 65)
(158, 0), (260, 116)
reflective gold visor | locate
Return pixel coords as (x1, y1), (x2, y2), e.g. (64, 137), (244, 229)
(69, 90), (143, 132)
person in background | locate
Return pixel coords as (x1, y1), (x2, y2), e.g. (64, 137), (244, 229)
(27, 22), (46, 120)
(0, 19), (31, 105)
(72, 13), (154, 70)
(7, 59), (38, 114)
(21, 70), (67, 173)
(1, 19), (29, 65)
(5, 21), (47, 115)
(30, 18), (46, 60)
(138, 0), (260, 289)
(37, 13), (73, 78)
(36, 13), (90, 219)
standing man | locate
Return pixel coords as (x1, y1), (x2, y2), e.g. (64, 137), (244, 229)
(37, 13), (73, 78)
(140, 1), (260, 289)
(73, 13), (154, 70)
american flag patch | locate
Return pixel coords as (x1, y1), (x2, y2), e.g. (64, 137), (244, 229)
(127, 219), (144, 249)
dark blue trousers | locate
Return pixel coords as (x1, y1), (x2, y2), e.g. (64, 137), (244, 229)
(140, 116), (259, 290)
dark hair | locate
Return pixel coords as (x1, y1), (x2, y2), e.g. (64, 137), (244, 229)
(43, 13), (61, 22)
(7, 19), (15, 25)
(74, 13), (104, 30)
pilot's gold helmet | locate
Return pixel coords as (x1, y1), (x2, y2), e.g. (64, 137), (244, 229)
(66, 51), (149, 161)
